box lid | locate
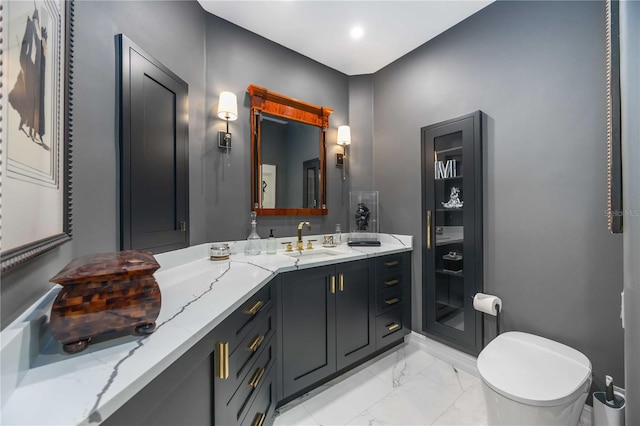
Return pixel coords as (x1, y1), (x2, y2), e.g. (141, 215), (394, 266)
(50, 251), (160, 285)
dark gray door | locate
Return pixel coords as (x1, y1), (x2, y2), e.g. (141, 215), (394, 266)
(336, 260), (375, 370)
(281, 266), (336, 398)
(118, 35), (189, 252)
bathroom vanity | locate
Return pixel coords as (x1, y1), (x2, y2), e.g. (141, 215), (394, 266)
(0, 234), (411, 425)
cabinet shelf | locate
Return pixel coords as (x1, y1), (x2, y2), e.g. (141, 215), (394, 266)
(436, 269), (464, 277)
(436, 208), (463, 212)
(435, 146), (463, 155)
(435, 175), (463, 181)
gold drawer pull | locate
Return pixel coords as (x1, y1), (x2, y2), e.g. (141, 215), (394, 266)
(248, 367), (265, 388)
(387, 323), (400, 331)
(385, 298), (399, 305)
(385, 279), (399, 286)
(427, 210), (432, 250)
(246, 300), (264, 316)
(248, 334), (265, 352)
(339, 273), (344, 292)
(216, 342), (229, 379)
(385, 260), (399, 267)
(330, 275), (336, 294)
(252, 412), (266, 426)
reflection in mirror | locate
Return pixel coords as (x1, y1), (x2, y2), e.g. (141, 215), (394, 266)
(248, 84), (333, 216)
(259, 113), (322, 209)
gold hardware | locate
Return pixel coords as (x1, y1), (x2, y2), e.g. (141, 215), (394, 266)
(281, 242), (293, 252)
(306, 239), (317, 250)
(246, 300), (264, 316)
(339, 273), (344, 292)
(178, 221), (187, 232)
(252, 412), (266, 426)
(248, 367), (265, 388)
(297, 221), (311, 251)
(330, 275), (336, 294)
(385, 298), (399, 305)
(427, 210), (432, 250)
(216, 342), (229, 379)
(248, 334), (265, 352)
(385, 279), (399, 286)
(385, 260), (399, 267)
(387, 323), (400, 331)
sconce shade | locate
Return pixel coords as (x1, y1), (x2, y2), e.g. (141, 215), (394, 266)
(217, 91), (238, 121)
(337, 125), (351, 145)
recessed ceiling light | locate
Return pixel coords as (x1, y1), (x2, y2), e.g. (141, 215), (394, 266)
(350, 26), (364, 39)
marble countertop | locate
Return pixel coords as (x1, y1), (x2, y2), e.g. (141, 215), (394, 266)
(0, 234), (412, 425)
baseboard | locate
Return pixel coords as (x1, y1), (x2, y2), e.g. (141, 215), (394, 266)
(406, 331), (480, 377)
(580, 404), (592, 426)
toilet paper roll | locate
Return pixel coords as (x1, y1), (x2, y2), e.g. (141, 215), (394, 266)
(473, 293), (502, 316)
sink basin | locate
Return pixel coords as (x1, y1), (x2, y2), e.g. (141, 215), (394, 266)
(283, 249), (341, 260)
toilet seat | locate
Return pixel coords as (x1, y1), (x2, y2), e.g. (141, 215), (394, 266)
(477, 331), (592, 407)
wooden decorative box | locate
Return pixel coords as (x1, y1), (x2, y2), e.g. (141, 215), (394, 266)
(49, 250), (162, 354)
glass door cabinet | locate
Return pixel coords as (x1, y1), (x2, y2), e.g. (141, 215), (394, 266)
(421, 111), (484, 355)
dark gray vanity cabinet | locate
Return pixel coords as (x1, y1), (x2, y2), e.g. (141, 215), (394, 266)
(421, 111), (484, 356)
(279, 260), (375, 400)
(374, 252), (412, 349)
(214, 280), (277, 426)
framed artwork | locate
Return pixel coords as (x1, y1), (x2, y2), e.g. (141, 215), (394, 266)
(261, 164), (277, 209)
(1, 0), (75, 273)
(606, 0), (622, 233)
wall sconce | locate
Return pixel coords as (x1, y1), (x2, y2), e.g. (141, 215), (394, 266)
(217, 91), (238, 149)
(336, 125), (351, 180)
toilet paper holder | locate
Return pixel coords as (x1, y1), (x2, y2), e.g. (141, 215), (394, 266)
(472, 293), (501, 336)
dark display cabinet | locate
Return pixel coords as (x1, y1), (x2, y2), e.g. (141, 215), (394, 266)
(421, 111), (484, 355)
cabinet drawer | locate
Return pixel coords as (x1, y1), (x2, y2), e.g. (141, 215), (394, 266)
(375, 270), (408, 294)
(376, 307), (408, 349)
(216, 306), (275, 403)
(227, 337), (276, 425)
(375, 252), (409, 274)
(216, 281), (274, 353)
(241, 364), (276, 426)
(376, 287), (404, 315)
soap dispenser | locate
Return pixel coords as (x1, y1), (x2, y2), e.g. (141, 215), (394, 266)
(267, 229), (277, 254)
(245, 211), (262, 255)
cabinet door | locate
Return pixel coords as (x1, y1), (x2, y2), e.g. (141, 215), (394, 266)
(421, 111), (484, 355)
(336, 260), (375, 370)
(281, 266), (336, 398)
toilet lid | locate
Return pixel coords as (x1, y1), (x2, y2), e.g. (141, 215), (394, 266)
(477, 332), (592, 407)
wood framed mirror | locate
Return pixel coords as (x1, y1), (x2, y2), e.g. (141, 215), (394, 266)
(248, 84), (332, 216)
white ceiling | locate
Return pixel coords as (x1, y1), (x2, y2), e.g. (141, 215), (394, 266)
(197, 1), (494, 76)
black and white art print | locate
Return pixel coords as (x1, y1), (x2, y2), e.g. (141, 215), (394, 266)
(1, 0), (73, 272)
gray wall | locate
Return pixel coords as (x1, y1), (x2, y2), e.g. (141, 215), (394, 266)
(621, 0), (640, 421)
(1, 0), (207, 326)
(1, 2), (350, 326)
(204, 14), (349, 241)
(372, 0), (625, 388)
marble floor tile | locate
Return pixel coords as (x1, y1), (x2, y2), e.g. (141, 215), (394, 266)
(301, 369), (394, 426)
(365, 344), (437, 388)
(420, 359), (480, 395)
(431, 381), (488, 426)
(274, 403), (320, 426)
(365, 371), (462, 425)
(344, 410), (386, 426)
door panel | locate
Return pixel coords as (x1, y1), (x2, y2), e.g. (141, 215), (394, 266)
(119, 35), (189, 252)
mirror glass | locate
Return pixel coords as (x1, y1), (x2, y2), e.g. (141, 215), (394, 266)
(259, 113), (322, 209)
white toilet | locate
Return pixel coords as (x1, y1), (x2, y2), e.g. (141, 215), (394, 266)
(477, 331), (592, 426)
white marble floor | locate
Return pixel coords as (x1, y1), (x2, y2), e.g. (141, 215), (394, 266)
(274, 343), (487, 426)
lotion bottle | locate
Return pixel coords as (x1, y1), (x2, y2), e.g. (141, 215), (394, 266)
(267, 229), (277, 254)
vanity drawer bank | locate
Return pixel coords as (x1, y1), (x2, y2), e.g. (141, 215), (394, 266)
(0, 234), (411, 425)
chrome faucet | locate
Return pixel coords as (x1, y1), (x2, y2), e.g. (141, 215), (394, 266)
(297, 221), (311, 250)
